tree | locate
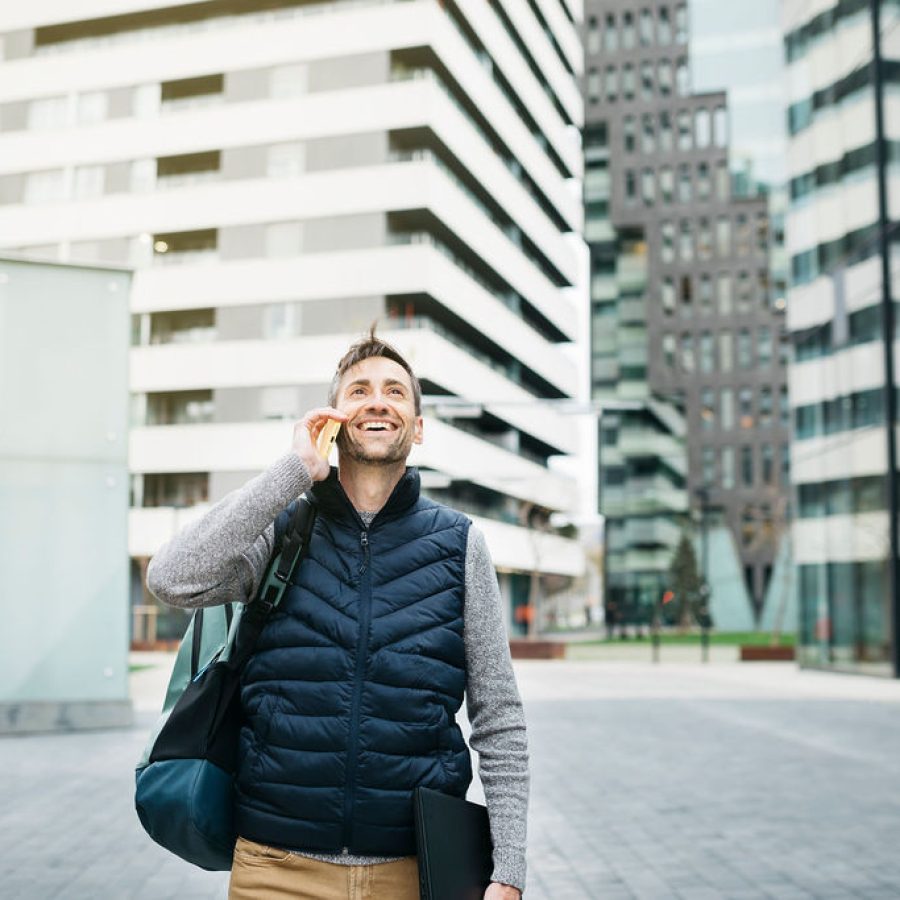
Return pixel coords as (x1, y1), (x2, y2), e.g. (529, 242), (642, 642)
(668, 532), (703, 632)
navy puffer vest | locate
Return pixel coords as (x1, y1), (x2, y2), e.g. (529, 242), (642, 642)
(234, 467), (472, 856)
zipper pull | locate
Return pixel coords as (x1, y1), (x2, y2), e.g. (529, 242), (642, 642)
(359, 531), (369, 575)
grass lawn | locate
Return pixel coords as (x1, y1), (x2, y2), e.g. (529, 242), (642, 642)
(579, 630), (795, 648)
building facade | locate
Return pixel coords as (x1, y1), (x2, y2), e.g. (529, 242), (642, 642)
(783, 0), (900, 673)
(584, 0), (790, 626)
(0, 0), (591, 638)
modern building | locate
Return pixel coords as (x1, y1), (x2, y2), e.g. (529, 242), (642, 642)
(783, 0), (900, 673)
(583, 0), (790, 626)
(0, 0), (591, 639)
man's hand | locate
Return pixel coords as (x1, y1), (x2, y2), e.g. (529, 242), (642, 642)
(291, 407), (348, 482)
(484, 882), (521, 900)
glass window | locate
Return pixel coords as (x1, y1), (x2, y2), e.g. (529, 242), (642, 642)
(23, 169), (66, 204)
(625, 169), (637, 204)
(697, 162), (711, 200)
(658, 7), (672, 44)
(265, 221), (303, 257)
(739, 387), (754, 427)
(716, 217), (731, 256)
(73, 165), (105, 199)
(738, 329), (753, 368)
(758, 327), (773, 366)
(717, 273), (732, 314)
(741, 446), (754, 486)
(676, 58), (689, 95)
(760, 447), (774, 486)
(719, 333), (733, 371)
(641, 168), (655, 205)
(604, 13), (619, 51)
(720, 388), (734, 430)
(660, 165), (674, 203)
(681, 333), (694, 372)
(757, 270), (771, 309)
(605, 65), (619, 101)
(700, 387), (716, 430)
(680, 274), (692, 312)
(780, 385), (790, 426)
(737, 272), (752, 313)
(678, 164), (692, 203)
(756, 213), (769, 253)
(699, 274), (713, 314)
(781, 443), (791, 484)
(663, 332), (677, 366)
(721, 446), (735, 489)
(697, 219), (713, 260)
(659, 111), (673, 151)
(736, 213), (752, 256)
(623, 115), (636, 151)
(588, 68), (600, 102)
(715, 161), (730, 200)
(640, 9), (654, 45)
(267, 142), (305, 178)
(759, 387), (773, 426)
(641, 113), (655, 152)
(622, 63), (635, 100)
(77, 91), (108, 125)
(270, 63), (308, 98)
(658, 59), (673, 96)
(587, 16), (601, 54)
(675, 4), (688, 43)
(679, 219), (693, 262)
(678, 110), (692, 150)
(700, 332), (714, 373)
(662, 276), (676, 313)
(622, 12), (636, 49)
(714, 106), (728, 146)
(695, 108), (711, 148)
(27, 96), (69, 130)
(661, 221), (675, 262)
(641, 61), (654, 100)
(133, 83), (161, 118)
(702, 446), (716, 485)
(132, 159), (157, 193)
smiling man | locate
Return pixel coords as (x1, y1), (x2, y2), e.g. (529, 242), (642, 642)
(147, 328), (529, 900)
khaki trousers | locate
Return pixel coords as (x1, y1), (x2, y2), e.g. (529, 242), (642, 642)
(228, 837), (421, 900)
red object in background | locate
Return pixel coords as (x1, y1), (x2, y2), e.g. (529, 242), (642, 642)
(514, 605), (535, 624)
(662, 590), (675, 605)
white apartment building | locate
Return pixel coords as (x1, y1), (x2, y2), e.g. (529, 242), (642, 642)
(0, 0), (591, 637)
(783, 0), (900, 672)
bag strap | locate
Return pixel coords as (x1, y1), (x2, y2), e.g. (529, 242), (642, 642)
(228, 496), (317, 668)
(189, 604), (234, 679)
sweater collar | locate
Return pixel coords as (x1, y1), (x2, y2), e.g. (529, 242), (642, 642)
(311, 466), (421, 527)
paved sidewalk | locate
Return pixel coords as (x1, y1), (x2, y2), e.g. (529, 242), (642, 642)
(2, 658), (900, 898)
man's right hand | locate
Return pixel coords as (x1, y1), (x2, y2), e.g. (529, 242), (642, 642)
(292, 408), (349, 482)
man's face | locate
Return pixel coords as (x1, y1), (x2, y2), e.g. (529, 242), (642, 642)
(334, 356), (423, 466)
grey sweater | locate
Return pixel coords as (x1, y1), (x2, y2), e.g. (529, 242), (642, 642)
(146, 452), (529, 892)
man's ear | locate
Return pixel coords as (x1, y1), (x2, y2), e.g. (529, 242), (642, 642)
(413, 415), (424, 445)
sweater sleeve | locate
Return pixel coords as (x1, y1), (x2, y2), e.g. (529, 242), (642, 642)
(463, 525), (529, 893)
(146, 452), (312, 609)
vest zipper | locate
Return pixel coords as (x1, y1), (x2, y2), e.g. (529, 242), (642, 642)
(342, 529), (372, 851)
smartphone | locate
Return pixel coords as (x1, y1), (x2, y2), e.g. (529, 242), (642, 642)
(316, 419), (342, 460)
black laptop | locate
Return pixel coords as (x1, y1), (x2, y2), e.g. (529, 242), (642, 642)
(414, 788), (494, 900)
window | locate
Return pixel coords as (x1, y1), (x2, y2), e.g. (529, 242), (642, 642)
(662, 276), (676, 313)
(625, 169), (637, 204)
(697, 162), (711, 200)
(780, 385), (790, 426)
(721, 446), (735, 489)
(640, 9), (654, 45)
(77, 91), (108, 125)
(714, 106), (728, 146)
(736, 213), (752, 256)
(133, 83), (161, 118)
(661, 221), (675, 262)
(267, 142), (305, 178)
(716, 217), (731, 257)
(23, 169), (66, 204)
(757, 270), (771, 309)
(660, 165), (674, 203)
(699, 275), (713, 314)
(73, 165), (105, 199)
(701, 387), (716, 429)
(622, 12), (636, 49)
(605, 66), (619, 101)
(663, 333), (677, 366)
(739, 387), (754, 427)
(715, 161), (729, 200)
(758, 327), (773, 366)
(700, 332), (714, 373)
(702, 446), (716, 485)
(623, 115), (636, 151)
(641, 168), (655, 205)
(679, 219), (693, 262)
(27, 96), (69, 130)
(678, 164), (692, 203)
(675, 4), (688, 43)
(720, 388), (734, 430)
(604, 13), (619, 51)
(265, 222), (303, 257)
(697, 219), (713, 260)
(741, 446), (754, 486)
(737, 272), (752, 313)
(738, 329), (753, 368)
(641, 61), (654, 100)
(588, 68), (600, 102)
(132, 159), (157, 193)
(659, 111), (673, 151)
(759, 387), (773, 426)
(658, 7), (672, 44)
(622, 64), (635, 100)
(756, 213), (769, 253)
(641, 114), (655, 153)
(695, 108), (711, 148)
(587, 16), (601, 54)
(719, 333), (733, 371)
(680, 274), (692, 311)
(681, 333), (694, 372)
(678, 110), (692, 150)
(676, 58), (689, 95)
(717, 273), (732, 314)
(658, 59), (673, 96)
(270, 63), (308, 98)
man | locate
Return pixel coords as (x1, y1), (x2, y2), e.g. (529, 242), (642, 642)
(147, 329), (529, 900)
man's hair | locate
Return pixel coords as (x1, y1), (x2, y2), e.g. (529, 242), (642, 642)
(328, 324), (422, 414)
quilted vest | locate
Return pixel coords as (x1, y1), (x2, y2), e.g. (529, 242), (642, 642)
(234, 467), (472, 856)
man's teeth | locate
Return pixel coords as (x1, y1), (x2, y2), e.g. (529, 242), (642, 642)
(361, 423), (391, 431)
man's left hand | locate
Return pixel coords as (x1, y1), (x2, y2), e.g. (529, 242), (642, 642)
(484, 882), (521, 900)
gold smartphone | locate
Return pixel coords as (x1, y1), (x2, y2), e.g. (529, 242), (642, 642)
(316, 419), (342, 460)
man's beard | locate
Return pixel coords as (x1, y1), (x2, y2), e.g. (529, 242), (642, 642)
(337, 428), (411, 467)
